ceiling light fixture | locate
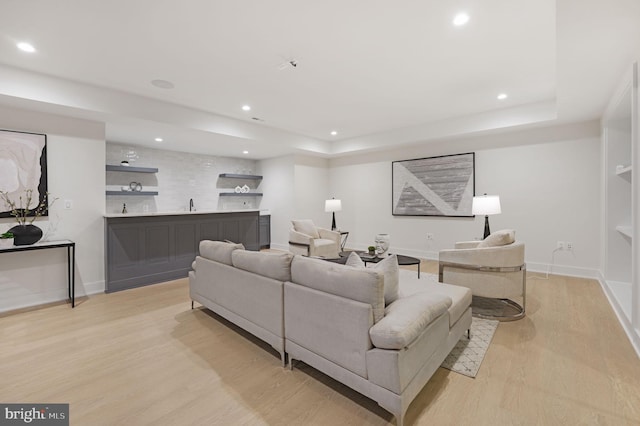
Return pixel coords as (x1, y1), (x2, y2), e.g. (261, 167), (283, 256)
(497, 93), (508, 100)
(154, 137), (163, 142)
(17, 42), (36, 53)
(242, 105), (251, 111)
(453, 13), (470, 26)
(242, 150), (249, 155)
(330, 131), (337, 136)
(151, 79), (175, 89)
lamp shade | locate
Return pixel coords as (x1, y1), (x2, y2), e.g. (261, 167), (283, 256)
(472, 195), (501, 216)
(325, 199), (342, 213)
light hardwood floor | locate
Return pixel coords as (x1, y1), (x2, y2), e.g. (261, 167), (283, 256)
(1, 260), (639, 425)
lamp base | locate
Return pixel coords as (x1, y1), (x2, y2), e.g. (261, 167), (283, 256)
(483, 216), (491, 239)
(331, 212), (337, 231)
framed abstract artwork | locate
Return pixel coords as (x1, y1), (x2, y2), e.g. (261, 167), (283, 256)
(0, 129), (48, 218)
(392, 152), (475, 217)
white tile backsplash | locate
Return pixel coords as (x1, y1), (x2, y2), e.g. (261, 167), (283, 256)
(106, 143), (260, 214)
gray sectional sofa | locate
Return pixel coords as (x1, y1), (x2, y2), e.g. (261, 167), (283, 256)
(189, 241), (472, 426)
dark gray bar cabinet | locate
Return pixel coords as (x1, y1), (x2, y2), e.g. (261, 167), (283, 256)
(105, 210), (260, 293)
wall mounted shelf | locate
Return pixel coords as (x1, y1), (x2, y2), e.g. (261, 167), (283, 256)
(106, 165), (158, 173)
(218, 173), (263, 180)
(615, 165), (632, 176)
(616, 225), (633, 239)
(106, 191), (159, 196)
(219, 193), (263, 197)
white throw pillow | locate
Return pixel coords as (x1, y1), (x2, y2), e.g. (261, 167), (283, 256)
(373, 255), (400, 305)
(345, 251), (365, 267)
(292, 219), (320, 238)
(477, 229), (515, 248)
(346, 252), (399, 305)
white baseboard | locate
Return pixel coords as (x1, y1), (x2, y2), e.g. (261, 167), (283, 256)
(0, 279), (105, 314)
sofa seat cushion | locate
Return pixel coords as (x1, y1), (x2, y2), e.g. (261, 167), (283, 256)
(290, 255), (385, 323)
(232, 250), (294, 282)
(369, 292), (451, 349)
(199, 240), (245, 265)
(398, 269), (472, 328)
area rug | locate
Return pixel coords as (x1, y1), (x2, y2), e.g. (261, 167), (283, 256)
(440, 317), (499, 378)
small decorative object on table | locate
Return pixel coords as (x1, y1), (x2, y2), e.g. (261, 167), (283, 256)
(120, 160), (130, 166)
(0, 189), (56, 246)
(375, 233), (390, 257)
(0, 231), (14, 248)
(367, 245), (376, 256)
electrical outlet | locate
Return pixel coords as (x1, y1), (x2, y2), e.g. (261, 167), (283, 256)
(64, 199), (73, 210)
(566, 242), (573, 250)
(426, 233), (434, 241)
(556, 241), (564, 250)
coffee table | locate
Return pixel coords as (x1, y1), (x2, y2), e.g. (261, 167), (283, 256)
(339, 251), (421, 277)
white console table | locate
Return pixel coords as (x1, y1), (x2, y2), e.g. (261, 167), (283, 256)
(0, 240), (76, 307)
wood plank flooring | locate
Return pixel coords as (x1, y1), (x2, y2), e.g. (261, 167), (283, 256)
(1, 260), (639, 425)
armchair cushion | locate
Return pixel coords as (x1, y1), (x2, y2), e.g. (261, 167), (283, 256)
(477, 229), (515, 248)
(291, 219), (320, 238)
(369, 292), (452, 349)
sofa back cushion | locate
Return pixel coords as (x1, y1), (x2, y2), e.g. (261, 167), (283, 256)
(477, 229), (515, 248)
(290, 255), (385, 323)
(199, 240), (244, 265)
(232, 250), (294, 282)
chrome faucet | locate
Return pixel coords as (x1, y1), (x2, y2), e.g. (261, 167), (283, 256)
(189, 198), (195, 212)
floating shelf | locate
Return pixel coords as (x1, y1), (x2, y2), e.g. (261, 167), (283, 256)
(616, 225), (633, 238)
(106, 191), (159, 196)
(615, 165), (632, 176)
(218, 173), (263, 180)
(219, 193), (263, 197)
(106, 165), (158, 173)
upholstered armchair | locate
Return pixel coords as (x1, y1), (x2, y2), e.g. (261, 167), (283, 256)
(289, 219), (341, 258)
(438, 229), (526, 321)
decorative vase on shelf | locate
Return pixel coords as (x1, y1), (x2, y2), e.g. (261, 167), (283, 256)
(375, 233), (390, 257)
(8, 224), (43, 246)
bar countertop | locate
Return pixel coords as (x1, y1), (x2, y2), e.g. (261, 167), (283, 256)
(104, 209), (270, 218)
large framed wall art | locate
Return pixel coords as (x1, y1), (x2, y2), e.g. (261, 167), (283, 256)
(0, 129), (48, 218)
(392, 152), (475, 217)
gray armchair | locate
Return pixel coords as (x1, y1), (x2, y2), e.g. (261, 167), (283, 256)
(438, 229), (526, 321)
(289, 219), (340, 258)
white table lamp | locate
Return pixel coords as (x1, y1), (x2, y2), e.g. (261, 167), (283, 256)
(472, 194), (501, 238)
(325, 198), (342, 231)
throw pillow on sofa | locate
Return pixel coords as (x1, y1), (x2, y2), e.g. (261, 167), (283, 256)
(346, 252), (399, 305)
(199, 240), (245, 265)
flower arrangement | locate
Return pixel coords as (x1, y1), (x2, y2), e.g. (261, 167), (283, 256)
(0, 189), (56, 225)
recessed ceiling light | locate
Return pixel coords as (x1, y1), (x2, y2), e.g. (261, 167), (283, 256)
(17, 42), (36, 53)
(242, 150), (249, 155)
(151, 79), (174, 89)
(497, 93), (508, 100)
(330, 131), (337, 136)
(154, 137), (163, 142)
(242, 105), (251, 111)
(453, 13), (470, 26)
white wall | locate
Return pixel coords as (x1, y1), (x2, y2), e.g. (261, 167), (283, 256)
(294, 156), (331, 229)
(258, 156), (295, 250)
(0, 106), (106, 312)
(330, 121), (602, 277)
(106, 142), (259, 214)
